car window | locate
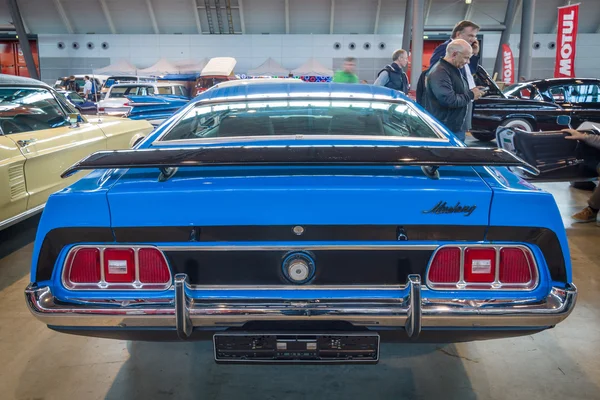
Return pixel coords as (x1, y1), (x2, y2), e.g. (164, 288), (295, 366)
(178, 86), (187, 97)
(160, 99), (441, 141)
(549, 86), (566, 102)
(147, 86), (155, 95)
(66, 91), (85, 105)
(157, 87), (171, 95)
(564, 84), (600, 103)
(0, 87), (68, 134)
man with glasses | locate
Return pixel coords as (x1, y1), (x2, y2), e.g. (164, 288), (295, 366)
(421, 39), (486, 141)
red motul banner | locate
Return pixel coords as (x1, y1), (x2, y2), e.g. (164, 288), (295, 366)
(554, 3), (579, 78)
(501, 44), (514, 85)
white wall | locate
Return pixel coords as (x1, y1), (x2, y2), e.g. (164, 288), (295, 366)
(37, 33), (600, 84)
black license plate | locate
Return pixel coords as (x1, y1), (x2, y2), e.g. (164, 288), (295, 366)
(213, 332), (379, 363)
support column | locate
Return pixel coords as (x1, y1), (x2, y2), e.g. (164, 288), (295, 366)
(493, 0), (520, 78)
(409, 0), (424, 88)
(7, 0), (39, 80)
(402, 0), (414, 53)
(518, 0), (535, 80)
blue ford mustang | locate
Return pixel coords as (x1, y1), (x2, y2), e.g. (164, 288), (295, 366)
(25, 80), (577, 363)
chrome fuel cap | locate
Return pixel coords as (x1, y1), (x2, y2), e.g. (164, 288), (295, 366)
(282, 252), (315, 284)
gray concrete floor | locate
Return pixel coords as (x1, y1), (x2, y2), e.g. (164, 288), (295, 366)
(0, 160), (599, 399)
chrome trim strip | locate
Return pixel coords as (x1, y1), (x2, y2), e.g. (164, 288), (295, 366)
(152, 135), (449, 146)
(187, 284), (408, 291)
(159, 244), (438, 252)
(24, 277), (578, 330)
(0, 203), (45, 231)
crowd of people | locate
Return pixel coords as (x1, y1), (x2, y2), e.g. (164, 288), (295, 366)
(331, 19), (599, 225)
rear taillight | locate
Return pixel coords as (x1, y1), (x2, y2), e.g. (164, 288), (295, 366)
(69, 248), (101, 283)
(63, 246), (171, 290)
(138, 248), (171, 284)
(427, 245), (538, 290)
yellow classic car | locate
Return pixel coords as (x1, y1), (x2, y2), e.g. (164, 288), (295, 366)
(0, 74), (153, 230)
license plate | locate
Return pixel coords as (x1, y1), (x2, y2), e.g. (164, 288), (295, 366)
(213, 332), (380, 363)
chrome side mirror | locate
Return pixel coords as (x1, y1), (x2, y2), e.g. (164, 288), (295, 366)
(556, 115), (571, 127)
(68, 113), (81, 128)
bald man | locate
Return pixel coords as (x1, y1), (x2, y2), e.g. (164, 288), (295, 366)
(421, 39), (486, 141)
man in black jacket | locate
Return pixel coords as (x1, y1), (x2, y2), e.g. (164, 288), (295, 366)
(422, 39), (485, 141)
(374, 49), (410, 94)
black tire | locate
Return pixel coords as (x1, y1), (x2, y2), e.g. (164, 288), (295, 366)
(470, 131), (496, 142)
(570, 181), (597, 191)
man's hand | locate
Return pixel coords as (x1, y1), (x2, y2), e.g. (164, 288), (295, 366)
(562, 128), (587, 140)
(471, 86), (485, 100)
(471, 40), (480, 56)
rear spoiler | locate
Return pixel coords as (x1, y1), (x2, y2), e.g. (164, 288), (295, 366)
(61, 145), (540, 180)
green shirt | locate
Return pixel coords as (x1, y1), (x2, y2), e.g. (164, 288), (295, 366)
(332, 70), (359, 84)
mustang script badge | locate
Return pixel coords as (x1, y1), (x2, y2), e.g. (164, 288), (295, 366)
(422, 201), (477, 217)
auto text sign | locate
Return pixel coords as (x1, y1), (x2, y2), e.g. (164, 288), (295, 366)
(501, 44), (514, 85)
(554, 3), (579, 78)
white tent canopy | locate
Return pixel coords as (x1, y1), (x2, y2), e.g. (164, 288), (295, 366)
(93, 59), (137, 75)
(137, 58), (181, 76)
(201, 57), (237, 76)
(248, 58), (289, 76)
(175, 59), (207, 73)
(291, 58), (333, 76)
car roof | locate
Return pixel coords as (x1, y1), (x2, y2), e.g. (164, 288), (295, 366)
(212, 78), (304, 90)
(194, 81), (408, 103)
(0, 74), (51, 88)
(525, 78), (600, 87)
(110, 82), (180, 88)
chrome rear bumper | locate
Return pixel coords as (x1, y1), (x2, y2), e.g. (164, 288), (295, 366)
(25, 274), (577, 340)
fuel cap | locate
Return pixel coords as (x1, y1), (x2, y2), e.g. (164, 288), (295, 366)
(282, 252), (315, 284)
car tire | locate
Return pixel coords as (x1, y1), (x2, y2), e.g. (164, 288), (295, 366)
(569, 181), (597, 191)
(500, 118), (533, 132)
(470, 131), (496, 142)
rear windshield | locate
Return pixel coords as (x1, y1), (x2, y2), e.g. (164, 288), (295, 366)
(160, 99), (441, 141)
(109, 86), (153, 98)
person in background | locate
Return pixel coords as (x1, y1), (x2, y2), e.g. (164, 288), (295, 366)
(67, 75), (79, 92)
(83, 76), (93, 100)
(563, 128), (600, 224)
(421, 39), (485, 142)
(333, 57), (359, 84)
(374, 49), (410, 94)
(417, 20), (481, 134)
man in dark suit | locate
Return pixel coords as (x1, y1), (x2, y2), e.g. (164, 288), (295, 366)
(417, 20), (481, 140)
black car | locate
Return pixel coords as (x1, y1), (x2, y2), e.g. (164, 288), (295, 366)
(470, 67), (577, 142)
(504, 77), (600, 129)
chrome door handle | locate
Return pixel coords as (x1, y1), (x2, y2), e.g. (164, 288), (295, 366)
(17, 138), (37, 147)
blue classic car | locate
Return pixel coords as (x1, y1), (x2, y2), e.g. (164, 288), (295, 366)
(25, 81), (577, 363)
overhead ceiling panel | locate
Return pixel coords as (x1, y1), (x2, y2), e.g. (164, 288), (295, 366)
(468, 0), (507, 27)
(17, 0), (67, 34)
(377, 0), (407, 35)
(152, 0), (197, 34)
(333, 0), (378, 34)
(105, 0), (155, 34)
(59, 0), (109, 34)
(426, 0), (467, 27)
(289, 0), (330, 34)
(243, 0), (285, 34)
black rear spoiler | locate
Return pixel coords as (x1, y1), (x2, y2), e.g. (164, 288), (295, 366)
(61, 145), (540, 180)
